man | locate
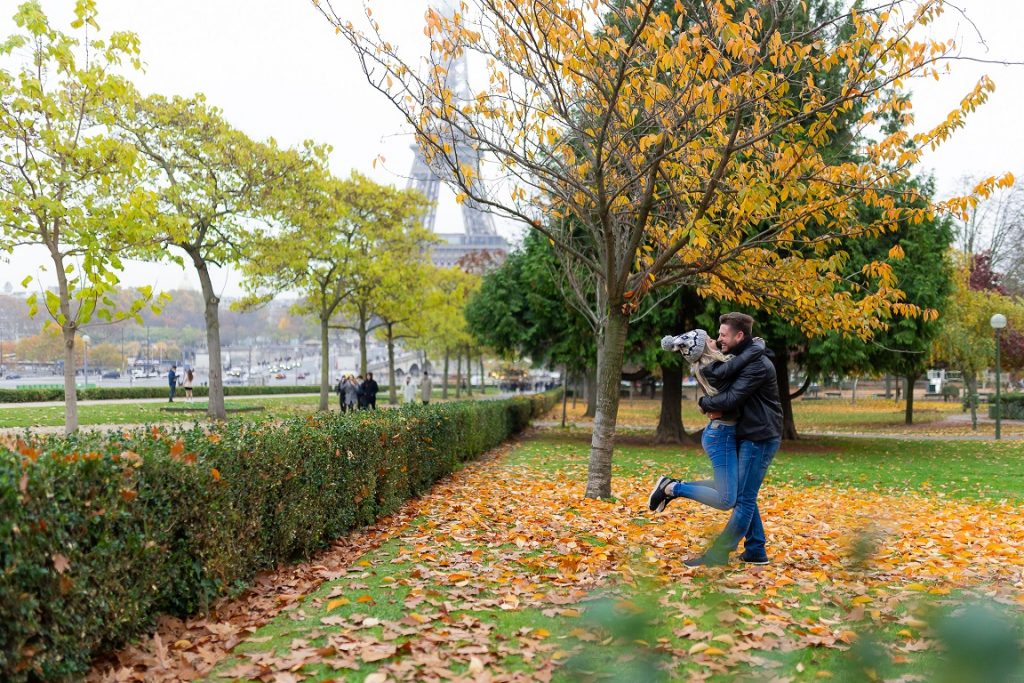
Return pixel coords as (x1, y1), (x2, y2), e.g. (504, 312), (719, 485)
(355, 375), (366, 410)
(420, 370), (433, 405)
(364, 372), (380, 410)
(167, 365), (178, 403)
(690, 312), (783, 567)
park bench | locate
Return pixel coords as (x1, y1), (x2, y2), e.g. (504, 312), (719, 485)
(825, 391), (842, 398)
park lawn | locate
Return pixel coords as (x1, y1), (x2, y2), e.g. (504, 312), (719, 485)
(0, 394), (324, 429)
(551, 396), (1024, 436)
(206, 431), (1024, 682)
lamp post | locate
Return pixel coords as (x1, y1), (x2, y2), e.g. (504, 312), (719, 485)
(82, 334), (91, 390)
(990, 313), (1007, 440)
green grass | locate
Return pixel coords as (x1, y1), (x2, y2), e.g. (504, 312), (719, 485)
(0, 394), (324, 428)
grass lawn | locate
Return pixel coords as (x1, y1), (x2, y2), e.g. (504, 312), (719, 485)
(206, 431), (1024, 682)
(550, 396), (1024, 437)
(0, 394), (326, 429)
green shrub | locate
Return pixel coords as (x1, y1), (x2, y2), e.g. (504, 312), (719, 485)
(989, 392), (1024, 420)
(0, 389), (560, 681)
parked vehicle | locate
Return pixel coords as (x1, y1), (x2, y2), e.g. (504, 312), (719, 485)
(274, 372), (286, 380)
(101, 370), (121, 379)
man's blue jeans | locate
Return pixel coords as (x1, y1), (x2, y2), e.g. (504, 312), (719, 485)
(670, 422), (737, 510)
(710, 436), (780, 558)
(169, 384), (176, 401)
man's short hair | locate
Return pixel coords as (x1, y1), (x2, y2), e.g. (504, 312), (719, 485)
(719, 312), (754, 338)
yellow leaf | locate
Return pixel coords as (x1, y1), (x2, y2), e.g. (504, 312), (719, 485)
(326, 598), (350, 611)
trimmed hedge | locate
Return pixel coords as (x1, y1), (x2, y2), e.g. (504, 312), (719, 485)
(989, 392), (1024, 420)
(0, 390), (559, 681)
(0, 384), (326, 403)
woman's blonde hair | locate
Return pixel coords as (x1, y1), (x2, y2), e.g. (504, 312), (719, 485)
(692, 343), (730, 397)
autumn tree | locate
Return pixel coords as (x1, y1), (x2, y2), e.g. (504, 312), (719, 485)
(323, 0), (1004, 497)
(0, 1), (166, 432)
(238, 161), (365, 411)
(119, 94), (306, 420)
(415, 266), (480, 399)
(932, 260), (1024, 429)
(331, 177), (431, 377)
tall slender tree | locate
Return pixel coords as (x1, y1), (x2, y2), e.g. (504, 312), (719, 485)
(0, 1), (166, 433)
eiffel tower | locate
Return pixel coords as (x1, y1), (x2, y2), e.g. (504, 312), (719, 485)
(407, 2), (508, 269)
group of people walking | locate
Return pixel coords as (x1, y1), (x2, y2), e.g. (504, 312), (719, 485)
(334, 372), (380, 411)
(648, 312), (784, 567)
(335, 370), (435, 411)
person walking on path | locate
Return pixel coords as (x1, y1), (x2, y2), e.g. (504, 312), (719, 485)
(648, 329), (766, 517)
(167, 365), (178, 403)
(689, 313), (783, 567)
(402, 374), (417, 404)
(343, 375), (359, 412)
(355, 375), (367, 410)
(363, 372), (379, 410)
(183, 368), (194, 402)
(420, 371), (433, 404)
(334, 376), (344, 412)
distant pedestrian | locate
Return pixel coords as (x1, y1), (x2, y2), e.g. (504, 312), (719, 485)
(403, 374), (417, 404)
(364, 372), (379, 410)
(420, 371), (433, 405)
(334, 376), (344, 411)
(168, 365), (178, 403)
(343, 375), (359, 412)
(355, 375), (367, 409)
(183, 368), (194, 402)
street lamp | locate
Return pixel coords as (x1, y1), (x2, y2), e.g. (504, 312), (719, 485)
(82, 334), (91, 389)
(990, 313), (1007, 440)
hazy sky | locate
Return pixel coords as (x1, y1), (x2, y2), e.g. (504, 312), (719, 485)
(2, 0), (1022, 299)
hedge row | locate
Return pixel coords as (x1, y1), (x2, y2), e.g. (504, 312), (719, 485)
(0, 384), (324, 403)
(989, 392), (1024, 420)
(0, 390), (560, 681)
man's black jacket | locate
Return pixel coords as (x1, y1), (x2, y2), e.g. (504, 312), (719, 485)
(699, 338), (783, 442)
(364, 379), (379, 398)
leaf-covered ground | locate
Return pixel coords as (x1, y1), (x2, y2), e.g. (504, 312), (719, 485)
(94, 430), (1024, 682)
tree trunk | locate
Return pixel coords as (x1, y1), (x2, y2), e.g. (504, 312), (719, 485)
(904, 372), (917, 425)
(884, 374), (892, 399)
(572, 373), (579, 409)
(479, 357), (485, 395)
(191, 249), (226, 420)
(455, 348), (462, 399)
(561, 364), (569, 427)
(966, 369), (978, 430)
(357, 311), (368, 376)
(386, 322), (398, 405)
(586, 308), (630, 499)
(62, 326), (78, 434)
(584, 366), (597, 417)
(655, 362), (688, 444)
(442, 347), (450, 399)
(466, 347), (473, 396)
(772, 346), (798, 440)
(318, 315), (330, 411)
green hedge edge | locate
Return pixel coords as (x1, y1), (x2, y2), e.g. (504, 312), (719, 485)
(988, 392), (1024, 420)
(0, 390), (560, 681)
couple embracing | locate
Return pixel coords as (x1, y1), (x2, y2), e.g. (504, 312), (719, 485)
(648, 312), (784, 568)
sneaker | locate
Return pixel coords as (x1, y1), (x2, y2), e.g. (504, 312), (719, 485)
(647, 476), (674, 513)
(683, 553), (728, 568)
(739, 550), (770, 565)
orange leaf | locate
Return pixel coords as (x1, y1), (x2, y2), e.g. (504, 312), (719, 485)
(210, 468), (221, 482)
(169, 439), (185, 458)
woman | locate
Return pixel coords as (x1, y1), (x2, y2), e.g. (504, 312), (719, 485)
(342, 375), (360, 413)
(647, 329), (765, 514)
(183, 368), (194, 402)
(402, 374), (417, 404)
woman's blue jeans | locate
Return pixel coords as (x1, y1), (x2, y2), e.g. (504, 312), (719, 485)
(670, 422), (737, 510)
